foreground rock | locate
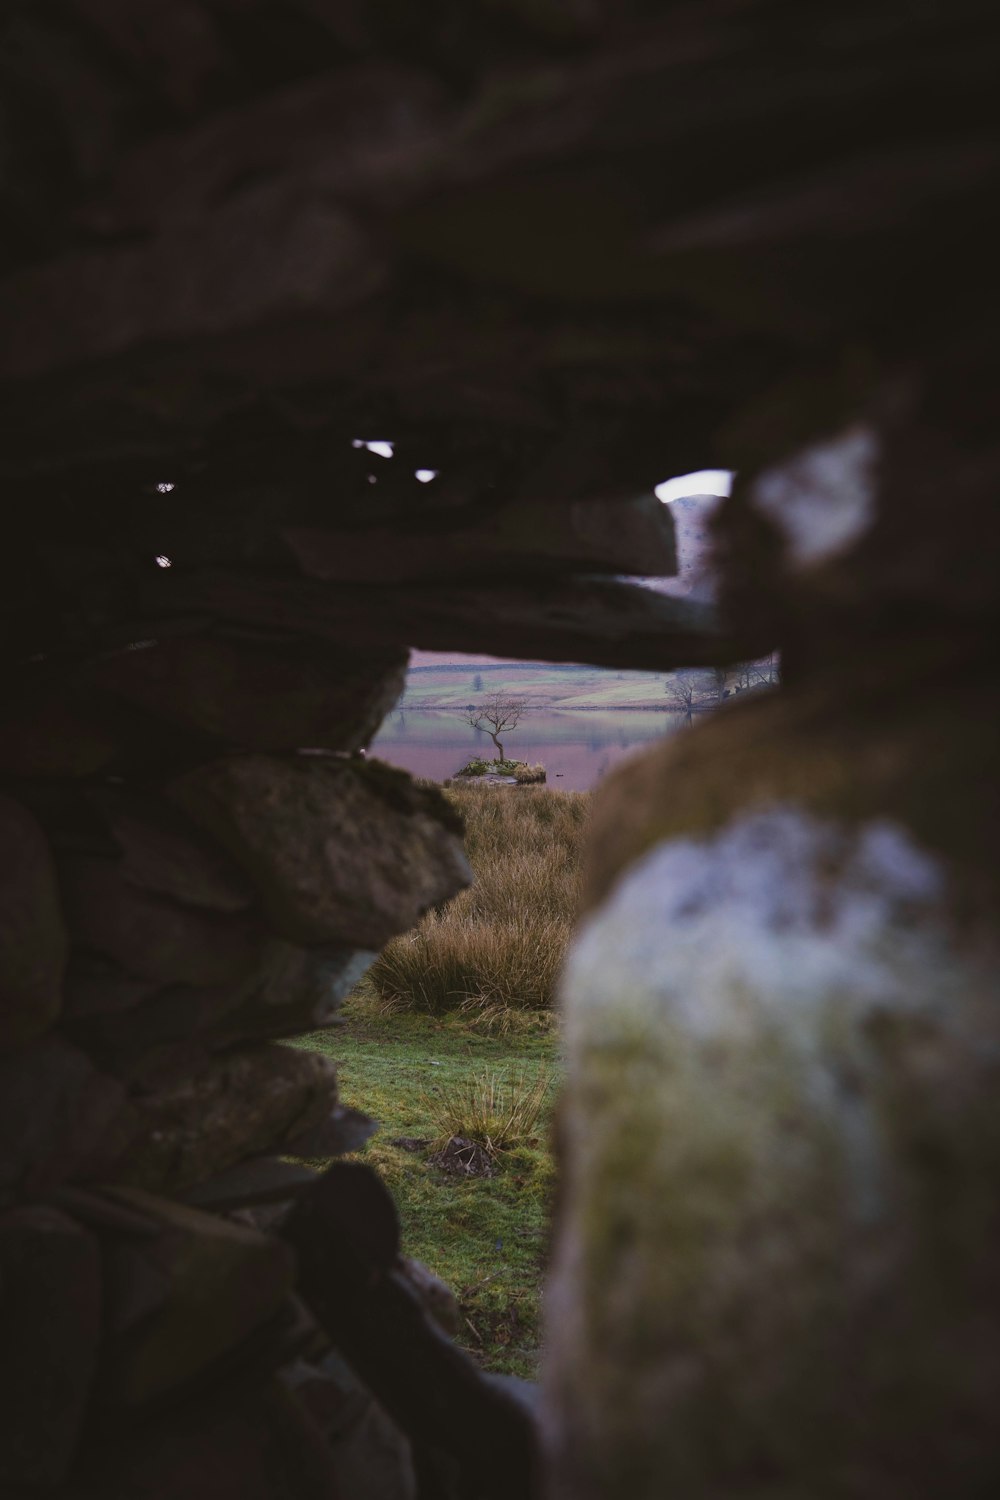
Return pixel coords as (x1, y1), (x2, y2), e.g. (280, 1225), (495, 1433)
(546, 668), (1000, 1499)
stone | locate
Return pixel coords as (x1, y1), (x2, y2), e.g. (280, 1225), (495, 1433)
(58, 851), (262, 988)
(118, 1043), (338, 1195)
(285, 1163), (541, 1497)
(180, 1156), (320, 1212)
(284, 491), (677, 582)
(167, 754), (472, 948)
(0, 1206), (101, 1489)
(0, 793), (68, 1049)
(87, 634), (407, 752)
(284, 1102), (379, 1159)
(148, 567), (732, 674)
(548, 797), (1000, 1499)
(210, 941), (374, 1046)
(288, 1350), (417, 1500)
(97, 791), (254, 912)
(99, 1188), (295, 1406)
(0, 687), (118, 778)
(68, 940), (372, 1083)
(71, 1377), (343, 1500)
(0, 1037), (132, 1195)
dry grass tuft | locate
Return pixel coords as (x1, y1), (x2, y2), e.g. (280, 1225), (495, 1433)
(420, 1066), (554, 1159)
(367, 783), (588, 1013)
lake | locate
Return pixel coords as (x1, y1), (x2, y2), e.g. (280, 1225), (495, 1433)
(370, 708), (685, 791)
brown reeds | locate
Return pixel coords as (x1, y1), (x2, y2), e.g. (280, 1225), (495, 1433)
(366, 784), (588, 1014)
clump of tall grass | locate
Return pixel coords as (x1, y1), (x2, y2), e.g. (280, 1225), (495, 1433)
(366, 784), (588, 1013)
(420, 1066), (553, 1159)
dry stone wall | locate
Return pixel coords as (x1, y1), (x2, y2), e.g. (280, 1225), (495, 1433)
(1, 2), (998, 1497)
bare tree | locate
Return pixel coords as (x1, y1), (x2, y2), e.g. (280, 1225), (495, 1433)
(664, 672), (697, 726)
(463, 693), (527, 761)
(731, 653), (781, 694)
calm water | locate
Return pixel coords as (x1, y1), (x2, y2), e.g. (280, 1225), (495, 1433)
(370, 708), (685, 791)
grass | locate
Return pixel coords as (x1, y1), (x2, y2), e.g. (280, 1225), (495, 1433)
(419, 1065), (553, 1158)
(366, 782), (588, 1016)
(299, 1000), (558, 1377)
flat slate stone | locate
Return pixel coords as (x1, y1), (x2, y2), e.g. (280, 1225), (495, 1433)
(167, 754), (472, 948)
(88, 635), (407, 754)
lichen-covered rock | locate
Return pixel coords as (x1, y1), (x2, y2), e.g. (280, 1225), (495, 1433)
(0, 794), (68, 1049)
(0, 1206), (101, 1488)
(167, 754), (471, 947)
(546, 803), (1000, 1499)
(88, 635), (407, 753)
(99, 1188), (295, 1406)
(118, 1043), (339, 1195)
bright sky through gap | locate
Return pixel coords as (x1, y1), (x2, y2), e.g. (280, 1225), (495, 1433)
(655, 469), (734, 503)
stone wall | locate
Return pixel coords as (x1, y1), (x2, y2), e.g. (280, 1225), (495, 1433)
(1, 2), (998, 1496)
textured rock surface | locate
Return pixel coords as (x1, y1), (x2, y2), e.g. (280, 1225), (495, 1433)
(547, 675), (1000, 1498)
(88, 635), (407, 753)
(0, 1206), (101, 1488)
(0, 2), (995, 1496)
(0, 794), (68, 1049)
(0, 1037), (131, 1194)
(117, 1044), (339, 1195)
(100, 1188), (295, 1406)
(169, 754), (472, 947)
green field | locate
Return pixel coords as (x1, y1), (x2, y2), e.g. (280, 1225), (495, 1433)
(301, 999), (557, 1379)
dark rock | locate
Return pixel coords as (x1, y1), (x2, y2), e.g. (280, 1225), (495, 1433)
(0, 689), (118, 778)
(118, 1044), (339, 1195)
(88, 635), (407, 753)
(0, 793), (68, 1049)
(288, 1350), (417, 1500)
(99, 1188), (295, 1407)
(68, 941), (371, 1082)
(284, 1102), (379, 1158)
(0, 1206), (101, 1489)
(284, 491), (676, 582)
(97, 791), (254, 912)
(73, 1377), (343, 1500)
(285, 1163), (541, 1499)
(58, 851), (262, 988)
(180, 1155), (320, 1212)
(0, 1037), (132, 1195)
(167, 755), (472, 948)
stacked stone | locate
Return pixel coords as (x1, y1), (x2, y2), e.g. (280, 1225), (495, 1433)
(0, 632), (526, 1496)
(1, 2), (999, 1497)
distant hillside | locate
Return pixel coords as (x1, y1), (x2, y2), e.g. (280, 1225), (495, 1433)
(400, 661), (693, 711)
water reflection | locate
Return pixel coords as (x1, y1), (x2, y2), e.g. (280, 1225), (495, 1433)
(370, 708), (685, 791)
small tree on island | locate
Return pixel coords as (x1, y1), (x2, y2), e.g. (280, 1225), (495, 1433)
(463, 693), (527, 762)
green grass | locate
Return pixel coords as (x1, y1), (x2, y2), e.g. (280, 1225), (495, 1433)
(300, 999), (558, 1378)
